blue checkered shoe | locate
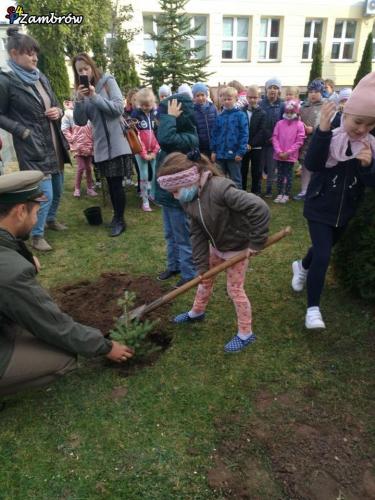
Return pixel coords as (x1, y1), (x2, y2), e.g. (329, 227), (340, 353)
(224, 333), (256, 353)
(173, 311), (206, 324)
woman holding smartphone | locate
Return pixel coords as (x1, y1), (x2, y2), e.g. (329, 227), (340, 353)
(72, 53), (131, 237)
(0, 27), (70, 251)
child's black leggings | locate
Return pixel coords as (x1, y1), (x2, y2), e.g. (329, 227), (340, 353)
(302, 220), (346, 307)
(106, 176), (126, 221)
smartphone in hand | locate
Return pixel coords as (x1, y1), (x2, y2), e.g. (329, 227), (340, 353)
(79, 75), (90, 89)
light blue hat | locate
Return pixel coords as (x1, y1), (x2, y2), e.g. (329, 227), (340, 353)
(265, 78), (282, 89)
(191, 82), (208, 96)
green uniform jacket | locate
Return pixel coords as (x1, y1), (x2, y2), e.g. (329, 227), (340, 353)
(0, 229), (112, 377)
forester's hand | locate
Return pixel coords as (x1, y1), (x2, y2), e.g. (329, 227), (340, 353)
(357, 141), (373, 167)
(106, 341), (134, 363)
(235, 155), (242, 162)
(33, 256), (41, 273)
(319, 101), (337, 131)
(168, 99), (182, 117)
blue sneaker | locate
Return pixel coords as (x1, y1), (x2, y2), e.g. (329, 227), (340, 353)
(224, 333), (256, 353)
(173, 311), (206, 324)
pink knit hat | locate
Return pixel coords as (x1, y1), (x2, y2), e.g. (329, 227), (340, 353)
(158, 165), (200, 191)
(284, 99), (300, 114)
(344, 72), (375, 118)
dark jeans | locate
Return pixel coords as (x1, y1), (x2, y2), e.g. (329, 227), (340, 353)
(106, 176), (126, 221)
(302, 220), (346, 307)
(276, 161), (294, 196)
(217, 159), (242, 189)
(241, 149), (262, 193)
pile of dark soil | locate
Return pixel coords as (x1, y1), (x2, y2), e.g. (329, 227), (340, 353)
(52, 272), (173, 369)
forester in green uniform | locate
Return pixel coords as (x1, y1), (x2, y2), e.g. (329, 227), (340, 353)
(0, 171), (133, 398)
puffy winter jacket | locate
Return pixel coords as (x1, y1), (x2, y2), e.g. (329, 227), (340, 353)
(272, 119), (305, 163)
(131, 108), (160, 160)
(211, 107), (248, 159)
(155, 94), (199, 208)
(61, 110), (93, 157)
(193, 102), (217, 154)
(259, 97), (285, 142)
(0, 69), (70, 174)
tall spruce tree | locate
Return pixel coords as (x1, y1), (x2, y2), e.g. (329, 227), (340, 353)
(307, 38), (322, 85)
(142, 0), (211, 93)
(108, 3), (140, 93)
(353, 32), (373, 88)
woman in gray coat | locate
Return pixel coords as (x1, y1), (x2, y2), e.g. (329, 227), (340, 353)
(72, 53), (131, 237)
(0, 28), (70, 251)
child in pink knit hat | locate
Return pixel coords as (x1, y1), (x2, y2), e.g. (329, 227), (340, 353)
(158, 150), (270, 353)
(291, 72), (375, 330)
(272, 100), (305, 203)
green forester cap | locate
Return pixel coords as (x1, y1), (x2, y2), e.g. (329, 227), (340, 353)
(0, 171), (47, 204)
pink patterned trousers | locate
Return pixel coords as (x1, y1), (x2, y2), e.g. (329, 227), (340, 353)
(192, 248), (252, 334)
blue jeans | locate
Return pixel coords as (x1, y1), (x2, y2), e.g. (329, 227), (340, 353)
(217, 159), (242, 189)
(162, 206), (196, 281)
(31, 172), (64, 237)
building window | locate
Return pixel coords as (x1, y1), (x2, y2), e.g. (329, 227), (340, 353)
(186, 15), (208, 59)
(222, 17), (249, 60)
(331, 19), (356, 60)
(143, 14), (157, 56)
(259, 18), (280, 60)
(302, 19), (322, 60)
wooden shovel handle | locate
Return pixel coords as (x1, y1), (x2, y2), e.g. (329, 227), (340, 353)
(138, 226), (292, 317)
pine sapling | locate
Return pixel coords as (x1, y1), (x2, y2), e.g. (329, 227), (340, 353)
(110, 291), (161, 359)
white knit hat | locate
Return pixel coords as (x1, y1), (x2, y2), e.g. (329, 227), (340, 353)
(177, 83), (193, 99)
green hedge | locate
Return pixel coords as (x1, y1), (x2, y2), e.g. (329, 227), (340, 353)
(333, 188), (375, 302)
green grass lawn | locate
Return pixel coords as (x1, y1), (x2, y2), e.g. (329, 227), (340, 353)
(0, 166), (374, 499)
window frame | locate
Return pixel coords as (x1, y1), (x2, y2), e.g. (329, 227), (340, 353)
(186, 15), (209, 59)
(222, 16), (250, 61)
(331, 19), (357, 61)
(258, 17), (281, 61)
(301, 19), (323, 61)
(143, 14), (158, 56)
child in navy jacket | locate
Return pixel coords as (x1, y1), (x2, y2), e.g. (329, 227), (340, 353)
(192, 82), (217, 158)
(211, 87), (248, 189)
(291, 73), (375, 330)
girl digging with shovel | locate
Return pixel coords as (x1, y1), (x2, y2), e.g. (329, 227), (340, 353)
(157, 150), (270, 352)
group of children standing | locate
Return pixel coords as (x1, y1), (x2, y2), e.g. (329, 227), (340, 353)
(57, 73), (375, 351)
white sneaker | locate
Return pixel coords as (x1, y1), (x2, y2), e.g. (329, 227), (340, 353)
(292, 260), (308, 292)
(280, 195), (289, 204)
(305, 307), (326, 329)
(274, 194), (283, 203)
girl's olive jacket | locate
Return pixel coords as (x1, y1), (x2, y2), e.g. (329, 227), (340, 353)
(0, 69), (70, 174)
(0, 230), (112, 377)
(182, 176), (271, 274)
